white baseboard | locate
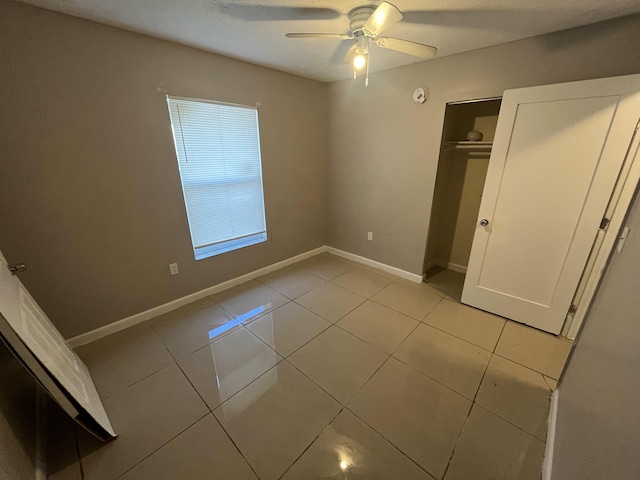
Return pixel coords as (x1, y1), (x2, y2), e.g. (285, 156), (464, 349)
(67, 246), (327, 347)
(68, 245), (423, 347)
(542, 389), (559, 480)
(327, 247), (423, 283)
(434, 260), (468, 274)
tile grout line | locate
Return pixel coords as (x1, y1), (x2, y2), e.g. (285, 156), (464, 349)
(284, 348), (443, 479)
(114, 411), (210, 479)
(491, 351), (561, 381)
(172, 356), (263, 480)
(343, 398), (439, 479)
(276, 406), (348, 480)
(473, 402), (550, 442)
(281, 357), (351, 408)
(71, 414), (86, 480)
(440, 317), (529, 479)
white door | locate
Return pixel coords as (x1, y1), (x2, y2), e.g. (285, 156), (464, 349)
(462, 74), (640, 334)
(0, 250), (115, 440)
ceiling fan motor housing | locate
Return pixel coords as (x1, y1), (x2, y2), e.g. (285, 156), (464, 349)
(348, 6), (376, 33)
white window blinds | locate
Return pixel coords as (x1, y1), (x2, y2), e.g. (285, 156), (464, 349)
(166, 96), (267, 260)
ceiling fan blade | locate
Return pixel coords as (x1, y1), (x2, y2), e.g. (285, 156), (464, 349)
(224, 6), (341, 21)
(375, 37), (437, 59)
(286, 33), (354, 40)
(362, 2), (403, 37)
(342, 44), (357, 64)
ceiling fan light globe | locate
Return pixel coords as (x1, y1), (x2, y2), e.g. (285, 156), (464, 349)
(353, 54), (367, 70)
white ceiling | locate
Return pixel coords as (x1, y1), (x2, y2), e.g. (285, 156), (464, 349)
(16, 0), (640, 82)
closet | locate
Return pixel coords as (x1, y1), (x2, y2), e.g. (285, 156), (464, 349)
(423, 98), (501, 276)
(423, 74), (640, 336)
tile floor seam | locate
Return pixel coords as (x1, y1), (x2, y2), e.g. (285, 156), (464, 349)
(441, 336), (493, 478)
(421, 295), (447, 321)
(491, 351), (560, 380)
(174, 355), (281, 479)
(233, 323), (284, 357)
(208, 413), (262, 480)
(389, 354), (475, 402)
(543, 375), (557, 392)
(291, 289), (367, 325)
(254, 319), (332, 360)
(473, 355), (554, 438)
(472, 394), (553, 442)
(413, 319), (498, 354)
(470, 403), (548, 443)
(174, 359), (216, 413)
(275, 406), (348, 480)
(232, 302), (285, 327)
(494, 319), (509, 353)
(329, 321), (395, 353)
(386, 317), (424, 357)
(340, 353), (393, 405)
(170, 324), (263, 362)
(254, 275), (321, 301)
(466, 348), (500, 405)
(336, 308), (425, 358)
(218, 294), (293, 324)
(343, 402), (439, 480)
(282, 358), (353, 407)
(72, 420), (85, 480)
(202, 354), (287, 413)
(327, 276), (389, 299)
(96, 359), (179, 403)
(440, 396), (475, 480)
(112, 412), (211, 480)
(440, 348), (548, 479)
(292, 265), (347, 282)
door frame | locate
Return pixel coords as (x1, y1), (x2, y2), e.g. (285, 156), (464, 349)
(422, 93), (503, 275)
(563, 118), (640, 339)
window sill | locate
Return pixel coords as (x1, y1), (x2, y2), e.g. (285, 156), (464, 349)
(194, 232), (267, 260)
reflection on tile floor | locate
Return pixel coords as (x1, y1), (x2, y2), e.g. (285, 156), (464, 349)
(51, 254), (573, 479)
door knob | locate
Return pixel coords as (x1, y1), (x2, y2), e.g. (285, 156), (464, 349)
(7, 263), (27, 275)
(479, 219), (489, 226)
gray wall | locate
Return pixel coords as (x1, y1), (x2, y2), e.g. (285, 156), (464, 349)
(0, 0), (329, 338)
(0, 339), (36, 480)
(327, 14), (640, 274)
(551, 187), (640, 479)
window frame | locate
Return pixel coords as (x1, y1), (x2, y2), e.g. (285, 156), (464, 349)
(165, 95), (268, 261)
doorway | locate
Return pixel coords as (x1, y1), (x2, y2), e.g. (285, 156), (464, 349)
(423, 98), (502, 300)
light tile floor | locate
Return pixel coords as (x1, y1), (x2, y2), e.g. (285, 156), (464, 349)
(48, 254), (573, 480)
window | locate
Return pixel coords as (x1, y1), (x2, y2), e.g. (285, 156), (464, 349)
(166, 96), (267, 260)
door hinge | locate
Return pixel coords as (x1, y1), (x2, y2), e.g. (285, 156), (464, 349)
(599, 217), (611, 231)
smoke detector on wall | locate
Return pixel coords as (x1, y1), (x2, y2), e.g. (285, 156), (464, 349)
(413, 87), (428, 104)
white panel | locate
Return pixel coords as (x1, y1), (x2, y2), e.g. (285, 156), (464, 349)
(0, 250), (115, 439)
(463, 74), (640, 334)
(478, 97), (617, 306)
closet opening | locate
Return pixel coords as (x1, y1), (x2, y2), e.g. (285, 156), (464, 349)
(423, 97), (502, 301)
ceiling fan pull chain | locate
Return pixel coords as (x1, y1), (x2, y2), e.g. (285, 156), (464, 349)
(365, 47), (370, 86)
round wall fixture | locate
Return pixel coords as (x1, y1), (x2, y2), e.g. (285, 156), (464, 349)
(413, 87), (428, 104)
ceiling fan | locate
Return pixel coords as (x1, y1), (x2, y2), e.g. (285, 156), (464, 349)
(285, 2), (437, 85)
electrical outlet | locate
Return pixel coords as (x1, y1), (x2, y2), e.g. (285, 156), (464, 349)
(367, 231), (373, 241)
(169, 263), (179, 275)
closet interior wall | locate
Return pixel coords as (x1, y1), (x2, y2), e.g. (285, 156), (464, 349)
(424, 99), (502, 275)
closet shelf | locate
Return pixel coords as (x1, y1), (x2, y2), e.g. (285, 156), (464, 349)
(443, 141), (493, 152)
